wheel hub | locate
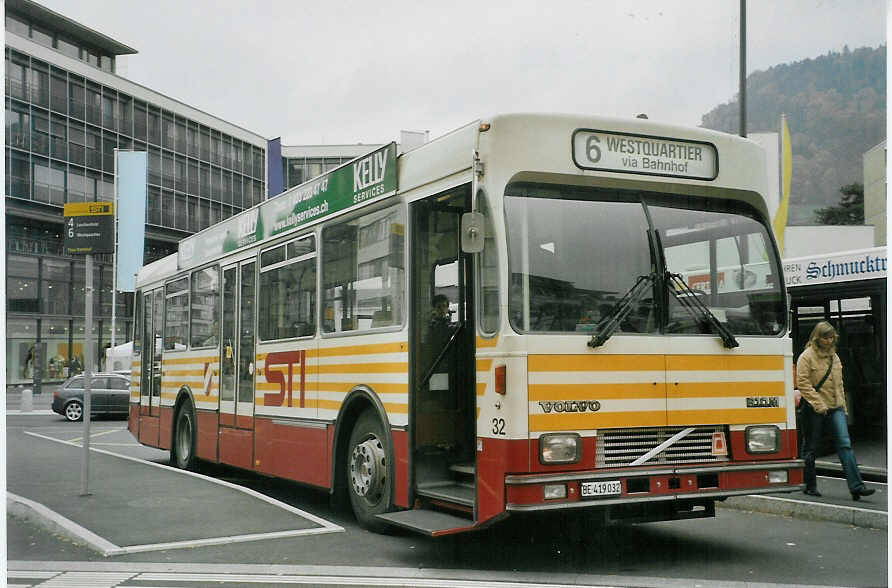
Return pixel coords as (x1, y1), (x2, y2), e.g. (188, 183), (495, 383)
(350, 436), (386, 500)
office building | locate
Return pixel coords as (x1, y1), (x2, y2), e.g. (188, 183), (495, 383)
(4, 0), (379, 386)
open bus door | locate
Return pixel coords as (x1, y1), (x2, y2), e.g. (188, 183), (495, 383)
(218, 261), (257, 470)
(381, 185), (478, 534)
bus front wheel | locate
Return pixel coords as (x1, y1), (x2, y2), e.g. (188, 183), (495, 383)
(171, 402), (197, 471)
(346, 410), (393, 531)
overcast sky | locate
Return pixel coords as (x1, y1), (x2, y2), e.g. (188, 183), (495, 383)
(35, 0), (887, 145)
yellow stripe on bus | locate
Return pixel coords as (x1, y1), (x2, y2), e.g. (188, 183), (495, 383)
(161, 355), (218, 365)
(476, 359), (493, 371)
(530, 383), (666, 400)
(476, 336), (499, 348)
(315, 383), (408, 394)
(162, 368), (209, 377)
(530, 410), (668, 431)
(317, 342), (408, 357)
(529, 355), (665, 372)
(666, 355), (784, 371)
(667, 382), (785, 397)
(531, 405), (787, 431)
(668, 407), (787, 425)
(476, 383), (487, 396)
(315, 363), (408, 374)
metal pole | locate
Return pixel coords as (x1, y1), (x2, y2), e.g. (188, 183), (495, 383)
(111, 148), (118, 350)
(739, 0), (747, 137)
(80, 253), (94, 496)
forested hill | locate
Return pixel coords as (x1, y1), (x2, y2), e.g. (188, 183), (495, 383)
(700, 45), (885, 225)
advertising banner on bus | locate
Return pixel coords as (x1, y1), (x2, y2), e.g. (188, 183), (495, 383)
(178, 142), (397, 269)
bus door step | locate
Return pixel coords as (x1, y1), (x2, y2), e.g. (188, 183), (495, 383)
(376, 509), (476, 537)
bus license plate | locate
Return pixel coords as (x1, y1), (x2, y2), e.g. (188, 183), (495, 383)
(581, 480), (622, 498)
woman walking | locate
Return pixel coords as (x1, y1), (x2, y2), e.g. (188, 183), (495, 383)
(798, 321), (875, 500)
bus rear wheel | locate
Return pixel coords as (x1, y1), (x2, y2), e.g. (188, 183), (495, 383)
(347, 410), (393, 531)
(171, 402), (196, 471)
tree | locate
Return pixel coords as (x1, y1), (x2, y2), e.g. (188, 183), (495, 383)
(814, 183), (864, 224)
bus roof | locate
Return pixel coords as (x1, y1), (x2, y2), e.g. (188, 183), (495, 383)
(139, 112), (771, 284)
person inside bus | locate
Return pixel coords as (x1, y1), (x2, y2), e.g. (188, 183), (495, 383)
(421, 294), (454, 378)
(798, 321), (875, 500)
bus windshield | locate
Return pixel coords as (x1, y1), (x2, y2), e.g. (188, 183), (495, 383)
(505, 183), (785, 336)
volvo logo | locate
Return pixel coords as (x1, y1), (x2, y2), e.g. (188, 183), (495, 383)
(538, 400), (601, 413)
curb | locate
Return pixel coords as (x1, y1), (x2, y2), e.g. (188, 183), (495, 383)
(7, 492), (119, 556)
(718, 494), (887, 529)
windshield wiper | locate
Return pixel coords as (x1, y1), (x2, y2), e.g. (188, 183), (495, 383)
(588, 273), (655, 348)
(665, 272), (739, 348)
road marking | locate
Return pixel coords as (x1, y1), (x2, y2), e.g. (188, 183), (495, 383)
(18, 431), (344, 556)
(7, 562), (852, 588)
(68, 427), (125, 444)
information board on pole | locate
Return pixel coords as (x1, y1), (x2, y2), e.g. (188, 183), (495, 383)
(64, 202), (115, 255)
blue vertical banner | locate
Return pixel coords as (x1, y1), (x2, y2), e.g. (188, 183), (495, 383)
(116, 151), (147, 291)
(267, 137), (284, 198)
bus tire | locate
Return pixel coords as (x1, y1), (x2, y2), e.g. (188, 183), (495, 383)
(346, 410), (393, 531)
(171, 401), (197, 471)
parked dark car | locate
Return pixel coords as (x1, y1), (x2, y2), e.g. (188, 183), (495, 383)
(52, 373), (131, 422)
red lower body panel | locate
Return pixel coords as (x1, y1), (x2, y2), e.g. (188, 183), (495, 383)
(393, 430), (409, 508)
(158, 406), (173, 450)
(254, 418), (329, 488)
(196, 410), (218, 461)
(128, 405), (139, 437)
(138, 415), (160, 447)
(219, 427), (253, 470)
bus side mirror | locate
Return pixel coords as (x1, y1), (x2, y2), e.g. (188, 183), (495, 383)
(461, 212), (485, 253)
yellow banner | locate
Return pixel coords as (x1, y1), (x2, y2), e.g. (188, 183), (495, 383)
(772, 115), (792, 253)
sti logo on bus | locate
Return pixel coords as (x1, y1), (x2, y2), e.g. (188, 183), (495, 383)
(264, 350), (307, 408)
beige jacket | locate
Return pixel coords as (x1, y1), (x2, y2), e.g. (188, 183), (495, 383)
(796, 345), (846, 415)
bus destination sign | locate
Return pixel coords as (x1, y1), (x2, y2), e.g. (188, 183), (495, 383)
(572, 129), (718, 181)
(178, 142), (397, 269)
(63, 201), (114, 255)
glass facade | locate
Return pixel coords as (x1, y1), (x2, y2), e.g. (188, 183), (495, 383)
(5, 17), (267, 385)
(282, 155), (355, 191)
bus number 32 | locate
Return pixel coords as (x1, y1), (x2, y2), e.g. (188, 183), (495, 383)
(264, 350), (307, 408)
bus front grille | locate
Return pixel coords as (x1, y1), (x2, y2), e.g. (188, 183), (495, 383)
(596, 426), (729, 468)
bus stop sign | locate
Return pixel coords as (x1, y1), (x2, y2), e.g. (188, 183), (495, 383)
(64, 202), (114, 255)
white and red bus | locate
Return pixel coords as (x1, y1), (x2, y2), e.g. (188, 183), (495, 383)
(129, 113), (802, 536)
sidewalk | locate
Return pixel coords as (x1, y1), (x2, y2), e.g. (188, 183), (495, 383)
(6, 424), (343, 556)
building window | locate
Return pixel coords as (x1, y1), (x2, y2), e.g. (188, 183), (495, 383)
(56, 36), (80, 60)
(41, 258), (71, 315)
(8, 151), (31, 199)
(50, 71), (67, 114)
(68, 78), (85, 121)
(30, 26), (53, 49)
(6, 14), (30, 37)
(7, 255), (39, 312)
(32, 112), (49, 155)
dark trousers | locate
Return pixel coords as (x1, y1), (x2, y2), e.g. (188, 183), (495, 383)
(800, 400), (865, 493)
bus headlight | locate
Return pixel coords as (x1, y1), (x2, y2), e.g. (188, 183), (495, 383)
(539, 433), (581, 464)
(745, 425), (780, 454)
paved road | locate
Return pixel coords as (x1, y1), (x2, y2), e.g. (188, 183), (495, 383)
(6, 414), (889, 587)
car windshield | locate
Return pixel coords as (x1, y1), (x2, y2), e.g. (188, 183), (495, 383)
(504, 183), (785, 336)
